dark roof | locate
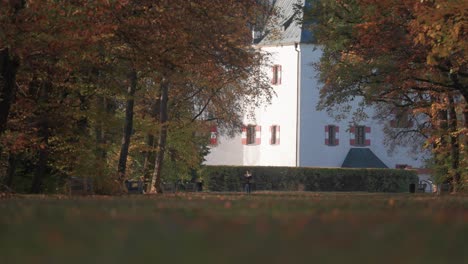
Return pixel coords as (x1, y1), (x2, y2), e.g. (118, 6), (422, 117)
(256, 0), (314, 46)
(341, 148), (388, 168)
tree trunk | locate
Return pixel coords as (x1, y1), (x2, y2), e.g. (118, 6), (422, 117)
(142, 100), (159, 180)
(0, 48), (19, 134)
(149, 80), (169, 193)
(449, 74), (467, 190)
(31, 134), (49, 193)
(142, 134), (155, 179)
(460, 95), (467, 141)
(94, 96), (116, 160)
(117, 70), (137, 182)
(432, 95), (450, 186)
(459, 88), (468, 105)
(0, 0), (25, 132)
(77, 94), (89, 132)
(30, 81), (50, 194)
(462, 94), (468, 167)
(436, 98), (448, 149)
(95, 95), (107, 159)
(448, 95), (460, 192)
(5, 152), (17, 188)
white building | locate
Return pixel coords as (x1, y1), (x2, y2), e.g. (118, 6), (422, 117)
(205, 0), (426, 171)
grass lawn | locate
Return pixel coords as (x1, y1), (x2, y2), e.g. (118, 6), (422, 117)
(1, 192), (467, 264)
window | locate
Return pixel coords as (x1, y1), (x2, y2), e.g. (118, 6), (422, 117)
(247, 125), (256, 145)
(209, 126), (217, 145)
(396, 164), (409, 169)
(270, 125), (280, 145)
(391, 109), (413, 128)
(350, 125), (370, 146)
(355, 126), (366, 145)
(325, 125), (339, 146)
(242, 125), (261, 145)
(271, 65), (282, 85)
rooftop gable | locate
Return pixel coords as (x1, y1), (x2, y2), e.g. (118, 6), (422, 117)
(341, 148), (389, 168)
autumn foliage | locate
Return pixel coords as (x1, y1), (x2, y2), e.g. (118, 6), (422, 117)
(307, 0), (467, 191)
(0, 0), (272, 193)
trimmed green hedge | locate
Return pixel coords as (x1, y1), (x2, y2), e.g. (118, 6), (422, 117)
(201, 166), (418, 193)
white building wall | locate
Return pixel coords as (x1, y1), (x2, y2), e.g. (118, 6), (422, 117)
(298, 44), (425, 169)
(205, 133), (243, 166)
(205, 43), (426, 169)
(358, 117), (425, 168)
(245, 45), (299, 166)
(205, 44), (299, 166)
(298, 44), (348, 167)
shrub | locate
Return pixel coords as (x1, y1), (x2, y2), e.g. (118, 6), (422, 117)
(201, 166), (418, 193)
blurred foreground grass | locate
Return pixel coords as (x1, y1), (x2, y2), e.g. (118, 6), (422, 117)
(1, 192), (467, 264)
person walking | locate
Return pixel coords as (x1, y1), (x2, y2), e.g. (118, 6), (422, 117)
(244, 170), (253, 194)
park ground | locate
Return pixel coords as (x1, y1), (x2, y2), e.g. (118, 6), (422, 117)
(1, 192), (467, 264)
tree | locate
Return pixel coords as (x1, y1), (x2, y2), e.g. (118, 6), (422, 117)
(0, 0), (273, 194)
(0, 0), (115, 192)
(120, 0), (273, 193)
(0, 1), (25, 135)
(305, 0), (467, 191)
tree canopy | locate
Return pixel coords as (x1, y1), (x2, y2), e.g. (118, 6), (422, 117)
(306, 0), (467, 191)
(0, 0), (273, 193)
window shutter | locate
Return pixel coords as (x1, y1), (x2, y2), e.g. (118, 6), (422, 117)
(335, 126), (340, 145)
(271, 65), (281, 85)
(276, 126), (280, 144)
(278, 65), (282, 84)
(241, 126), (247, 145)
(325, 125), (329, 145)
(326, 125), (339, 146)
(210, 126), (217, 145)
(270, 126), (273, 144)
(255, 126), (261, 145)
(350, 126), (356, 146)
(270, 125), (280, 145)
(365, 126), (371, 146)
(271, 66), (275, 84)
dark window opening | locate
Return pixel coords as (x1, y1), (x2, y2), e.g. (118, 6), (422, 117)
(396, 164), (408, 169)
(247, 125), (256, 145)
(355, 126), (366, 146)
(391, 110), (413, 128)
(271, 125), (277, 144)
(272, 65), (281, 85)
(328, 125), (337, 146)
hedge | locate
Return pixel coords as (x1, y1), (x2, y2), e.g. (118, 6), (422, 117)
(200, 166), (418, 193)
